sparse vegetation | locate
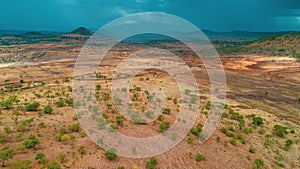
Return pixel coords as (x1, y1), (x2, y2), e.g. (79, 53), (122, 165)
(159, 122), (170, 132)
(24, 102), (40, 111)
(195, 153), (206, 162)
(22, 134), (40, 149)
(44, 105), (53, 114)
(253, 158), (264, 169)
(252, 117), (263, 126)
(146, 157), (158, 169)
(273, 125), (288, 137)
(0, 147), (13, 167)
(105, 148), (117, 161)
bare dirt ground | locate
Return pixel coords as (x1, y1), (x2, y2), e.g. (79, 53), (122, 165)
(0, 45), (299, 169)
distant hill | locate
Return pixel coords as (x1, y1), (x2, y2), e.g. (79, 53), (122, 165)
(219, 32), (300, 59)
(68, 27), (93, 36)
(203, 30), (295, 40)
(21, 31), (44, 36)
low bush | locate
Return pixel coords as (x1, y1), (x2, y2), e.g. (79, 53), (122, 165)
(105, 148), (117, 160)
(44, 105), (53, 114)
(146, 157), (158, 169)
(24, 102), (40, 111)
(159, 122), (170, 132)
(273, 125), (288, 137)
(195, 153), (206, 162)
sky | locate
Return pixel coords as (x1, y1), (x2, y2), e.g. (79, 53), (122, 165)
(0, 0), (300, 32)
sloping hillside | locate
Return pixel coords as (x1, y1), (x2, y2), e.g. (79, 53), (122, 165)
(219, 32), (300, 59)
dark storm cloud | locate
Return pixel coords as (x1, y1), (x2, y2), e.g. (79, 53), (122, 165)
(0, 0), (299, 32)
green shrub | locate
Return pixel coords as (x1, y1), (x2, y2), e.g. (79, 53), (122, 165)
(35, 153), (46, 164)
(162, 108), (171, 115)
(69, 123), (80, 132)
(243, 127), (253, 134)
(273, 125), (288, 137)
(46, 161), (61, 169)
(78, 145), (85, 154)
(188, 136), (194, 144)
(96, 85), (101, 90)
(0, 146), (13, 167)
(230, 138), (237, 145)
(44, 105), (53, 114)
(252, 117), (263, 126)
(253, 159), (264, 169)
(285, 140), (293, 147)
(105, 148), (117, 160)
(195, 153), (206, 162)
(159, 122), (170, 132)
(0, 101), (13, 109)
(22, 134), (40, 149)
(249, 147), (256, 153)
(116, 116), (123, 126)
(146, 157), (158, 169)
(55, 99), (65, 107)
(24, 102), (40, 111)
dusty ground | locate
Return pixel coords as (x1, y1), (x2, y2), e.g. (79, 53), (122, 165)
(0, 42), (299, 169)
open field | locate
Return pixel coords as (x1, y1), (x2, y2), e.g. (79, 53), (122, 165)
(0, 31), (299, 169)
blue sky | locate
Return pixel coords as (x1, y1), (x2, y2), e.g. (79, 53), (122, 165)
(0, 0), (300, 32)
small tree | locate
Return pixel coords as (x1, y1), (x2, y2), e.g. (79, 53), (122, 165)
(273, 125), (288, 137)
(69, 123), (80, 132)
(116, 116), (123, 126)
(146, 157), (158, 169)
(253, 159), (264, 169)
(44, 106), (53, 114)
(22, 134), (40, 149)
(0, 147), (13, 167)
(47, 161), (61, 169)
(35, 153), (46, 164)
(0, 100), (13, 109)
(249, 147), (256, 153)
(252, 117), (263, 126)
(24, 102), (40, 111)
(55, 99), (65, 107)
(195, 153), (206, 162)
(159, 122), (170, 133)
(10, 110), (20, 125)
(105, 148), (117, 160)
(78, 145), (85, 154)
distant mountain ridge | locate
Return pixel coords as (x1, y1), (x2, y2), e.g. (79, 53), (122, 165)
(0, 28), (295, 40)
(68, 27), (93, 36)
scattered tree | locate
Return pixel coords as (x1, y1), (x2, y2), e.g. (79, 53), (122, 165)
(0, 147), (13, 167)
(46, 161), (61, 169)
(69, 123), (80, 132)
(159, 122), (170, 132)
(78, 145), (85, 154)
(195, 153), (206, 162)
(35, 153), (46, 164)
(273, 125), (288, 137)
(252, 117), (263, 126)
(253, 159), (264, 169)
(24, 102), (40, 111)
(105, 148), (117, 160)
(44, 105), (53, 114)
(146, 157), (158, 169)
(249, 147), (256, 153)
(22, 134), (40, 149)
